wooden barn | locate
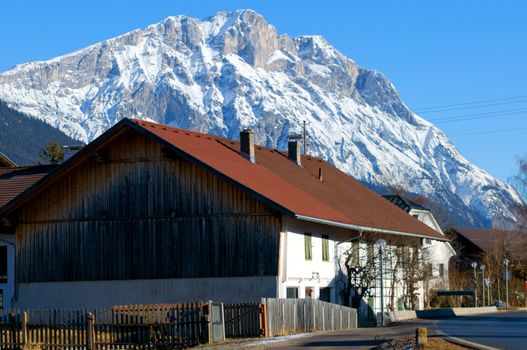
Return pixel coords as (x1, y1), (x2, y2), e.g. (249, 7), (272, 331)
(0, 119), (446, 309)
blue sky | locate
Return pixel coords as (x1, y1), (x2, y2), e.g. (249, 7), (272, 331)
(1, 0), (526, 183)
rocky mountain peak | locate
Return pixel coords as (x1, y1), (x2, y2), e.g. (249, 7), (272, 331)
(0, 9), (523, 228)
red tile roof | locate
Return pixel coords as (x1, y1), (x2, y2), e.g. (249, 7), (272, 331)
(131, 119), (445, 240)
(0, 118), (446, 240)
(453, 227), (527, 252)
(0, 165), (55, 209)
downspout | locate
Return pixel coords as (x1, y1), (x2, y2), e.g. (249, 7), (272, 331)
(334, 230), (363, 303)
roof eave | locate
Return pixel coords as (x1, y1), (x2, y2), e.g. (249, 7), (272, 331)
(0, 152), (16, 167)
(295, 214), (449, 242)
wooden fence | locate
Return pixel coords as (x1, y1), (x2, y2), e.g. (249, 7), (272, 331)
(0, 300), (357, 347)
(262, 298), (357, 337)
(223, 303), (265, 338)
(0, 303), (211, 349)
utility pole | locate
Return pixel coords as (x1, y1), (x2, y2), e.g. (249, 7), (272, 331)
(472, 262), (478, 307)
(303, 120), (307, 154)
(504, 259), (509, 308)
(376, 239), (387, 327)
(481, 264), (486, 307)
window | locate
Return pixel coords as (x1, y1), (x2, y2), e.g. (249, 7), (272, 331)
(305, 287), (314, 299)
(439, 263), (445, 278)
(402, 246), (410, 265)
(352, 243), (359, 266)
(286, 287), (298, 299)
(426, 263), (433, 277)
(367, 297), (375, 321)
(304, 233), (312, 260)
(367, 243), (375, 261)
(0, 246), (7, 284)
(319, 287), (331, 302)
(322, 234), (329, 261)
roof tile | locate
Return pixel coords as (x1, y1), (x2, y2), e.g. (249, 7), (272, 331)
(132, 119), (444, 240)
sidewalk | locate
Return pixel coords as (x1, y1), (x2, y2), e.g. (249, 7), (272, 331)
(201, 320), (442, 349)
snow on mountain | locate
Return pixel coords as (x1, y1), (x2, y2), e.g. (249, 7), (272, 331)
(0, 9), (523, 227)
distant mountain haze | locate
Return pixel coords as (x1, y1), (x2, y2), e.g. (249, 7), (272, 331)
(0, 9), (523, 228)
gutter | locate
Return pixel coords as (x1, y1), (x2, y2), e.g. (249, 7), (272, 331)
(295, 214), (449, 242)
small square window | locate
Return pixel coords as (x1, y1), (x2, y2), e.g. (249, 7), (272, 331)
(286, 287), (298, 299)
(305, 287), (314, 299)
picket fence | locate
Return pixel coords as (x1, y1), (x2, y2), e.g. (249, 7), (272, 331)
(0, 303), (211, 349)
(0, 300), (357, 348)
(262, 298), (357, 337)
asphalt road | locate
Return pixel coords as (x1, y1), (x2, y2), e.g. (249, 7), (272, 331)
(435, 310), (527, 350)
(205, 311), (527, 350)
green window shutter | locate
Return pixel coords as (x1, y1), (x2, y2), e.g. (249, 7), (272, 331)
(304, 233), (312, 260)
(322, 234), (329, 261)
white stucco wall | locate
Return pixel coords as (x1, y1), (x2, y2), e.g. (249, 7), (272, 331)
(14, 276), (278, 309)
(410, 209), (456, 309)
(0, 234), (15, 311)
(278, 217), (355, 304)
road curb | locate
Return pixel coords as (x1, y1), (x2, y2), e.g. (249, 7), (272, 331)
(445, 336), (500, 350)
(433, 326), (500, 350)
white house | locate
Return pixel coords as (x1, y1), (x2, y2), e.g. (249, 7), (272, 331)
(384, 195), (456, 309)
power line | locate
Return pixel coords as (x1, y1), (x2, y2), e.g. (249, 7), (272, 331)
(449, 125), (527, 137)
(429, 107), (527, 124)
(413, 94), (527, 113)
(416, 98), (527, 114)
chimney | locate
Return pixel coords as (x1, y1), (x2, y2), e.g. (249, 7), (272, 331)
(240, 129), (255, 163)
(288, 134), (302, 166)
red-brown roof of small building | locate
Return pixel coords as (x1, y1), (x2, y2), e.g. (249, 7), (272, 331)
(131, 119), (445, 240)
(0, 165), (55, 209)
(452, 227), (527, 252)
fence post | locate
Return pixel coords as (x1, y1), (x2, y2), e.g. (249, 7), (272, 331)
(86, 312), (95, 350)
(260, 302), (269, 338)
(21, 311), (28, 346)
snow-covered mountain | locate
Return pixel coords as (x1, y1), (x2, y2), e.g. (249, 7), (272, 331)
(0, 9), (523, 227)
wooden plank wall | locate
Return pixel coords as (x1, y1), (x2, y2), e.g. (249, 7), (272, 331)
(16, 129), (281, 282)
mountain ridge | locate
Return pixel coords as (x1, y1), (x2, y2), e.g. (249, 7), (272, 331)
(0, 9), (523, 228)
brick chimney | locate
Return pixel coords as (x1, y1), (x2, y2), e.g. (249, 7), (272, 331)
(240, 129), (255, 163)
(288, 134), (302, 166)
